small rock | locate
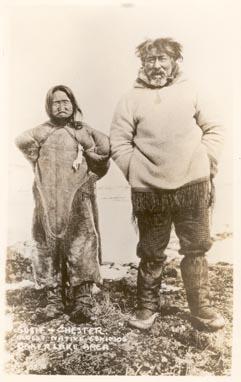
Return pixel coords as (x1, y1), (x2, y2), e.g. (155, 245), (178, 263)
(26, 353), (50, 374)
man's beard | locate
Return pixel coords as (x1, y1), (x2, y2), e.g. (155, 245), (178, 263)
(147, 69), (170, 87)
(137, 65), (177, 89)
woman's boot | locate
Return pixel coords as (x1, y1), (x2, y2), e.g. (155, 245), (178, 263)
(70, 282), (94, 324)
(35, 286), (65, 321)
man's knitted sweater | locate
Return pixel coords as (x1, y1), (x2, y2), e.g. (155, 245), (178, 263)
(110, 75), (224, 191)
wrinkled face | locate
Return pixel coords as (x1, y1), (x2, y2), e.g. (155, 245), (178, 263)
(51, 90), (73, 122)
(143, 48), (175, 87)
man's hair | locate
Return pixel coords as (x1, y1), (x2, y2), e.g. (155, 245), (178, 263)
(136, 38), (183, 62)
(45, 85), (83, 121)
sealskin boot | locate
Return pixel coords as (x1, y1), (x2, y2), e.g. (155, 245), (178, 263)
(128, 258), (162, 330)
(129, 309), (158, 330)
(70, 282), (94, 324)
(181, 256), (225, 331)
(35, 286), (65, 321)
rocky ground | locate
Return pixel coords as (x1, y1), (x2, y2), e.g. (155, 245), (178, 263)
(4, 240), (233, 376)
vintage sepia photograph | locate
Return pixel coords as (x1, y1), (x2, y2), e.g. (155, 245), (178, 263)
(1, 0), (240, 379)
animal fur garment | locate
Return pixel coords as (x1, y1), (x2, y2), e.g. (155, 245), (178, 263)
(16, 122), (110, 288)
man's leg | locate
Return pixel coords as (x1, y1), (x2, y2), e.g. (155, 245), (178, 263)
(174, 205), (225, 330)
(129, 211), (172, 329)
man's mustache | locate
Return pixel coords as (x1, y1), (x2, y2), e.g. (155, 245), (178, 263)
(150, 69), (167, 76)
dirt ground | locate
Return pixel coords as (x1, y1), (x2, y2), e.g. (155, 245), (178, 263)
(5, 255), (233, 376)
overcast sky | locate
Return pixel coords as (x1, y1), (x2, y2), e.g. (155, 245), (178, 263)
(8, 0), (234, 166)
(4, 0), (236, 243)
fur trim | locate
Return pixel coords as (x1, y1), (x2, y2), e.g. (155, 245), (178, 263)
(131, 181), (211, 217)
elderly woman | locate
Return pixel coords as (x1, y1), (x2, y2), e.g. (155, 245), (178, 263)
(16, 85), (110, 323)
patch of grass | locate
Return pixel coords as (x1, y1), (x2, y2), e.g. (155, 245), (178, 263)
(5, 262), (232, 376)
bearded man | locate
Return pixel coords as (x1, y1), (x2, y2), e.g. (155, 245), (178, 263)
(16, 85), (110, 323)
(110, 38), (225, 331)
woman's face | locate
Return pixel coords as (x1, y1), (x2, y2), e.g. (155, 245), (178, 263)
(51, 90), (73, 121)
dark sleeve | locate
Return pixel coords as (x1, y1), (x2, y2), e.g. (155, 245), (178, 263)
(83, 125), (111, 179)
(15, 127), (41, 167)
